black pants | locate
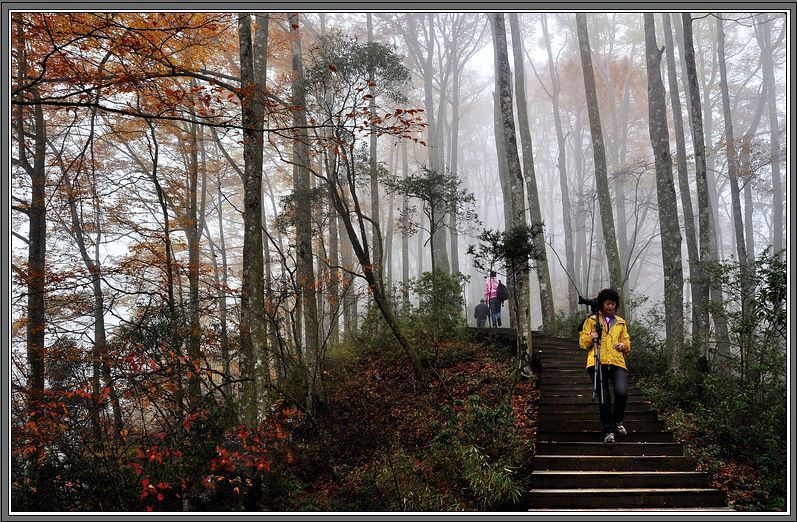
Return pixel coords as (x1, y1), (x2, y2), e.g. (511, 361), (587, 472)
(587, 364), (628, 435)
(488, 298), (501, 327)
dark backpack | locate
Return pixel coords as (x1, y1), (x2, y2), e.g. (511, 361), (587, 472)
(496, 282), (509, 302)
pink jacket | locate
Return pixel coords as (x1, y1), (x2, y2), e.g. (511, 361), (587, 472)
(484, 277), (498, 300)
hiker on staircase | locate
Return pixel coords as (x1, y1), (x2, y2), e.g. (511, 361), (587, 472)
(578, 288), (631, 443)
(483, 271), (502, 327)
(474, 299), (489, 328)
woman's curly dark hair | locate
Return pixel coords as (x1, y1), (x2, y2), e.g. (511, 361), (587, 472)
(597, 288), (621, 309)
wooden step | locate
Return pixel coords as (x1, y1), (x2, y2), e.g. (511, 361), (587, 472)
(540, 384), (645, 393)
(540, 375), (637, 383)
(538, 430), (674, 442)
(540, 390), (650, 407)
(541, 410), (659, 422)
(538, 352), (584, 358)
(539, 402), (653, 413)
(536, 441), (681, 456)
(529, 508), (734, 511)
(540, 363), (591, 370)
(537, 359), (585, 366)
(540, 389), (647, 399)
(541, 379), (637, 387)
(541, 371), (633, 377)
(541, 367), (635, 376)
(530, 335), (726, 510)
(472, 327), (516, 337)
(527, 488), (727, 509)
(539, 363), (593, 370)
(541, 375), (595, 383)
(529, 470), (708, 489)
(534, 455), (697, 472)
(539, 419), (666, 431)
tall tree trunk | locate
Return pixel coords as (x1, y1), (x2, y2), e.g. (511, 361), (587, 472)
(696, 27), (723, 261)
(575, 13), (625, 305)
(237, 13), (269, 427)
(73, 103), (124, 433)
(143, 120), (183, 419)
(214, 177), (231, 397)
(290, 14), (321, 412)
(60, 170), (105, 439)
(417, 213), (425, 277)
(644, 14), (685, 370)
(694, 25), (732, 356)
(449, 39), (461, 276)
(15, 24), (47, 440)
(340, 211), (356, 335)
(401, 140), (411, 312)
(262, 194), (276, 387)
(185, 116), (202, 413)
(320, 11), (339, 346)
(741, 134), (755, 261)
(741, 81), (766, 262)
(716, 17), (748, 268)
(590, 208), (605, 297)
(252, 13), (272, 413)
(491, 13), (532, 363)
(757, 18), (783, 256)
(509, 13), (555, 334)
(314, 179), (328, 371)
(204, 223), (224, 391)
(542, 15), (577, 315)
(663, 13), (700, 338)
(367, 14), (384, 285)
(614, 78), (633, 282)
(386, 195), (395, 293)
(492, 90), (515, 329)
(681, 13), (713, 350)
(717, 17), (755, 366)
(385, 145), (398, 293)
(596, 26), (632, 280)
(492, 94), (514, 232)
(673, 15), (693, 130)
(205, 126), (243, 372)
(423, 14), (450, 272)
(328, 179), (340, 346)
(571, 112), (589, 297)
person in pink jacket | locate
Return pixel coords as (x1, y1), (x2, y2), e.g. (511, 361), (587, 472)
(483, 271), (501, 327)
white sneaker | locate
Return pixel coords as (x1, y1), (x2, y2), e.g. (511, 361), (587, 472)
(616, 424), (627, 436)
(603, 433), (615, 443)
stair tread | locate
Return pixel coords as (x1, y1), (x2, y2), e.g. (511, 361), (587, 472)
(532, 470), (704, 475)
(539, 429), (665, 432)
(529, 508), (734, 511)
(529, 335), (726, 510)
(529, 488), (721, 493)
(541, 440), (678, 447)
(537, 455), (691, 459)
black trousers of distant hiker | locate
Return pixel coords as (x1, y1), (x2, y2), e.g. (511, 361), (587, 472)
(587, 364), (628, 435)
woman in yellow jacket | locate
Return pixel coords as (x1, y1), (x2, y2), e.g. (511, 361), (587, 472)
(579, 288), (631, 443)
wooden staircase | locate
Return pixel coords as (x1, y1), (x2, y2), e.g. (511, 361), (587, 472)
(529, 335), (730, 511)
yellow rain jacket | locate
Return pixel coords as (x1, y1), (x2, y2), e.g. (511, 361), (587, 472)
(579, 313), (631, 370)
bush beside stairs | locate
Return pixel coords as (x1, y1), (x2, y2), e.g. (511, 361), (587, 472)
(528, 334), (730, 511)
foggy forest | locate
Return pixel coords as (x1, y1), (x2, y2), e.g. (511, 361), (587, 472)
(10, 10), (788, 512)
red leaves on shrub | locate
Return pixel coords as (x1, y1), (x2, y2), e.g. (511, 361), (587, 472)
(511, 382), (539, 443)
(707, 459), (762, 508)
